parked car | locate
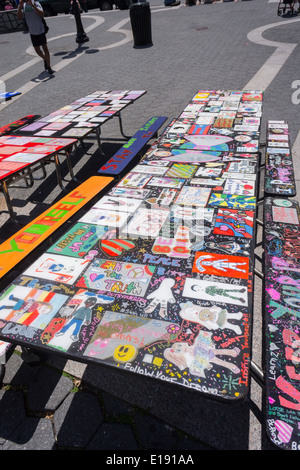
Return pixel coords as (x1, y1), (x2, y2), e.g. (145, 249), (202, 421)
(39, 0), (130, 16)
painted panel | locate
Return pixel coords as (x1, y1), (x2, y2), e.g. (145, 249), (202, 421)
(265, 121), (296, 196)
(98, 116), (168, 175)
(0, 115), (39, 137)
(0, 89), (262, 402)
(264, 197), (300, 450)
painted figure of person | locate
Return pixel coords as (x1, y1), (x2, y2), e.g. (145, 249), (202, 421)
(195, 254), (248, 274)
(191, 283), (247, 304)
(0, 294), (53, 325)
(179, 302), (243, 335)
(164, 330), (240, 378)
(55, 297), (97, 342)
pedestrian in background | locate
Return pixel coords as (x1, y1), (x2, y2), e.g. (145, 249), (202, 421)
(4, 1), (14, 10)
(282, 0), (295, 13)
(17, 0), (54, 74)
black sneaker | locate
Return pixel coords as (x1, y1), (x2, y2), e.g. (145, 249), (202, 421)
(47, 67), (55, 75)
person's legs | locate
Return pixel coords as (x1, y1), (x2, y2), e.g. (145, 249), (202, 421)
(34, 44), (46, 62)
(41, 43), (50, 68)
(31, 34), (54, 74)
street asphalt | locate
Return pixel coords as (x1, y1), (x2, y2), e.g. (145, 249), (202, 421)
(0, 0), (299, 452)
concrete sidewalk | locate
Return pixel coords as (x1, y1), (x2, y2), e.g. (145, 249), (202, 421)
(0, 0), (299, 450)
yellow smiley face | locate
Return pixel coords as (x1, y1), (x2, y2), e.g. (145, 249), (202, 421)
(113, 344), (137, 363)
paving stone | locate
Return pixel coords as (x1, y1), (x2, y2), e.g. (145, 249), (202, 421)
(26, 366), (74, 412)
(86, 422), (139, 450)
(0, 390), (27, 445)
(2, 352), (42, 387)
(2, 417), (57, 450)
(175, 436), (214, 451)
(134, 413), (178, 450)
(101, 391), (133, 416)
(53, 391), (104, 448)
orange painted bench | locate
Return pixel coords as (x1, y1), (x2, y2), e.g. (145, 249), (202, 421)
(0, 176), (114, 280)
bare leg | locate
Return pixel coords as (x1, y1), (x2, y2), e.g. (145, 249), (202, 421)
(211, 357), (240, 373)
(34, 45), (46, 62)
(214, 347), (240, 357)
(41, 43), (51, 68)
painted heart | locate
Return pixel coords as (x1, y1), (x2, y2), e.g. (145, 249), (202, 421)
(89, 273), (104, 283)
(270, 342), (279, 351)
(274, 420), (293, 443)
(268, 397), (275, 404)
(101, 239), (135, 257)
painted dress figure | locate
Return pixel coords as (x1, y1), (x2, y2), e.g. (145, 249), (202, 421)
(164, 330), (240, 378)
(179, 302), (243, 335)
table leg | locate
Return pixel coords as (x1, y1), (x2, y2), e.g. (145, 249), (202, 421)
(53, 153), (66, 191)
(28, 162), (47, 181)
(116, 111), (131, 139)
(22, 168), (34, 187)
(20, 347), (48, 365)
(95, 127), (105, 157)
(64, 149), (79, 183)
(250, 361), (265, 387)
(0, 180), (18, 221)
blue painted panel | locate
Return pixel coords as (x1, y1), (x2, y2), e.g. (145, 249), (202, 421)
(98, 116), (167, 175)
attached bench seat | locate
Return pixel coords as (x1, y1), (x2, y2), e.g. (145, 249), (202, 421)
(0, 175), (114, 384)
(263, 196), (300, 450)
(0, 115), (39, 137)
(0, 176), (114, 280)
(98, 116), (168, 177)
(264, 120), (296, 197)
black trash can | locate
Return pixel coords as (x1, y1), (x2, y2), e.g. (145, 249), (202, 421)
(130, 1), (153, 48)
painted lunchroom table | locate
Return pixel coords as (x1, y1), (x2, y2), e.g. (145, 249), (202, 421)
(0, 135), (77, 219)
(0, 90), (262, 402)
(13, 90), (147, 150)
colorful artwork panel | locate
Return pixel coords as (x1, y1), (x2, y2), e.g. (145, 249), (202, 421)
(208, 193), (256, 210)
(76, 258), (155, 296)
(122, 208), (169, 237)
(183, 278), (248, 307)
(83, 311), (176, 362)
(22, 253), (91, 285)
(175, 186), (211, 206)
(192, 251), (250, 279)
(264, 121), (296, 196)
(0, 285), (68, 332)
(213, 208), (254, 238)
(0, 89), (264, 403)
(79, 208), (129, 228)
(264, 197), (300, 450)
